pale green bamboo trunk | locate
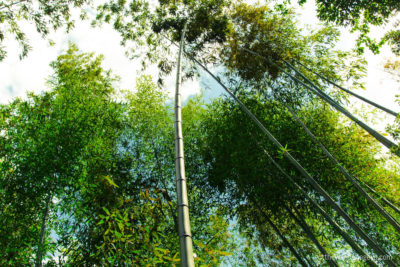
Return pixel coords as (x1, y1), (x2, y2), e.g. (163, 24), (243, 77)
(174, 22), (195, 267)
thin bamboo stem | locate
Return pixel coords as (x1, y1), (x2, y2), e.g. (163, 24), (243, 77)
(284, 205), (339, 267)
(294, 60), (398, 117)
(280, 101), (400, 235)
(162, 36), (393, 266)
(187, 55), (394, 266)
(263, 211), (309, 267)
(35, 193), (52, 267)
(250, 136), (378, 266)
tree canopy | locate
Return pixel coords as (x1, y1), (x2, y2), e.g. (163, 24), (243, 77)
(1, 0), (400, 265)
(295, 0), (400, 54)
(0, 0), (91, 60)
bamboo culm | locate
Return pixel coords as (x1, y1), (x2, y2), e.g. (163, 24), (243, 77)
(162, 38), (394, 266)
(264, 214), (309, 267)
(283, 60), (400, 157)
(187, 55), (395, 266)
(294, 60), (398, 117)
(242, 47), (399, 157)
(355, 177), (400, 216)
(35, 193), (51, 267)
(283, 205), (339, 267)
(255, 142), (379, 267)
(280, 101), (400, 235)
(254, 201), (309, 267)
(173, 22), (195, 267)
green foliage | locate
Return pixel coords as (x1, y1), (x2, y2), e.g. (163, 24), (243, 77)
(1, 0), (398, 261)
(385, 59), (400, 152)
(223, 3), (304, 80)
(219, 1), (367, 107)
(0, 0), (91, 60)
(94, 189), (180, 265)
(1, 44), (236, 265)
(199, 90), (400, 264)
(152, 0), (231, 47)
(0, 42), (122, 264)
(296, 0), (400, 54)
(387, 90), (400, 157)
(94, 0), (232, 82)
(305, 0), (399, 26)
(93, 0), (368, 96)
(385, 24), (400, 56)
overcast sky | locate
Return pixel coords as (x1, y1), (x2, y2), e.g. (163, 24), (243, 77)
(1, 0), (399, 132)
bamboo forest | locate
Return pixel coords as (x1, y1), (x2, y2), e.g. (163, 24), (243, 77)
(2, 0), (400, 266)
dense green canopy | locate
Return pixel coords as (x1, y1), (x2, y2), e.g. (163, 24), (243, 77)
(0, 45), (234, 265)
(1, 0), (400, 265)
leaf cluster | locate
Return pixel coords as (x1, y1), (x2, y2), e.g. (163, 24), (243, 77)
(296, 0), (400, 54)
(0, 0), (91, 60)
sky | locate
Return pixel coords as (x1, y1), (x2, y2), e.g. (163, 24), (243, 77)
(1, 0), (399, 133)
(294, 1), (400, 135)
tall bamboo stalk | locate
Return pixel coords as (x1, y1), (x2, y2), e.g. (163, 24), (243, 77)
(241, 47), (400, 157)
(284, 205), (339, 267)
(294, 60), (398, 117)
(281, 102), (400, 234)
(184, 56), (395, 266)
(262, 210), (308, 267)
(356, 178), (400, 216)
(283, 60), (399, 156)
(162, 36), (392, 266)
(250, 134), (378, 266)
(35, 193), (51, 267)
(174, 22), (195, 267)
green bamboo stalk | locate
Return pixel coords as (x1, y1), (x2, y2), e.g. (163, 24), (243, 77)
(255, 204), (309, 267)
(265, 215), (309, 267)
(186, 54), (394, 266)
(242, 47), (400, 157)
(284, 205), (339, 267)
(299, 249), (315, 266)
(280, 101), (400, 235)
(294, 60), (398, 117)
(253, 139), (379, 267)
(173, 22), (194, 267)
(355, 177), (400, 216)
(283, 60), (400, 157)
(35, 193), (51, 267)
(162, 36), (392, 266)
